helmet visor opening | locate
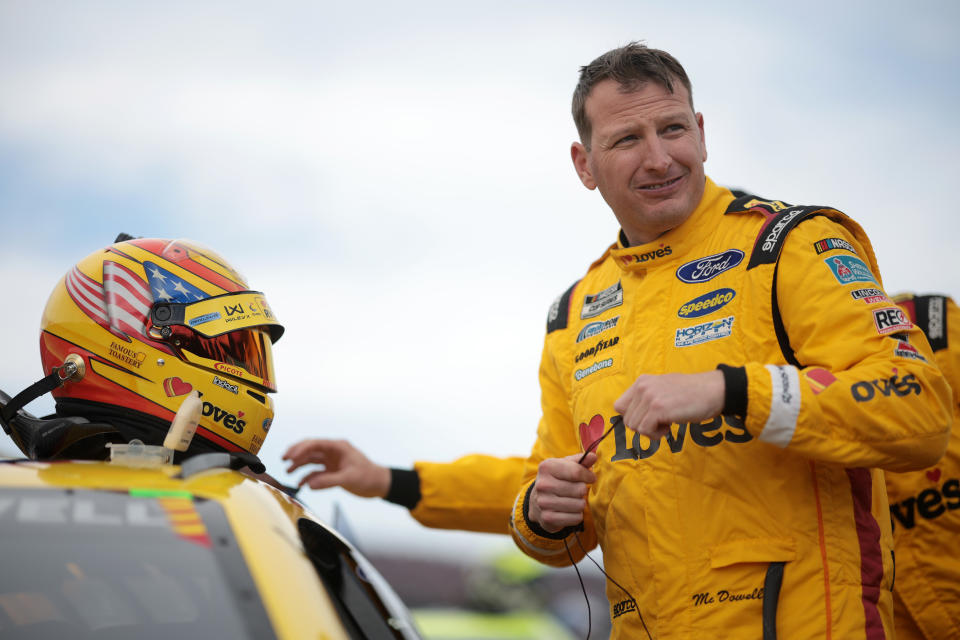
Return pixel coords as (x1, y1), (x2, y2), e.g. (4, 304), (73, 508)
(166, 324), (277, 391)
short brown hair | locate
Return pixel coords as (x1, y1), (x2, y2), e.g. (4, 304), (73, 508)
(572, 42), (694, 148)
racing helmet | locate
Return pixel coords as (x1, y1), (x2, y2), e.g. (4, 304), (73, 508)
(37, 236), (283, 456)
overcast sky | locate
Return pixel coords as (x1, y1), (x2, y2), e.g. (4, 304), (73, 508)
(1, 0), (957, 559)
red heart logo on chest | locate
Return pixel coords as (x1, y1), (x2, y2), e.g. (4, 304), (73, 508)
(579, 414), (606, 451)
(163, 377), (193, 397)
(926, 468), (942, 483)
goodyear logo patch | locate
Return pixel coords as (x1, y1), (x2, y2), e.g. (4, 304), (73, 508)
(677, 288), (736, 319)
(675, 316), (734, 347)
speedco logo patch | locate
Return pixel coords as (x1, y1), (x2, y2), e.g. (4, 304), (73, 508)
(577, 316), (619, 343)
(677, 288), (736, 319)
(676, 250), (744, 284)
(675, 316), (734, 347)
(581, 282), (623, 319)
(575, 358), (613, 381)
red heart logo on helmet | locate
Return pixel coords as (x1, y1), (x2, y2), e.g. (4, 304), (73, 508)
(163, 377), (192, 397)
(927, 468), (942, 483)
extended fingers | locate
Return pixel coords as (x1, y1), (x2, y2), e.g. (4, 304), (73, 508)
(299, 469), (346, 490)
(283, 438), (349, 471)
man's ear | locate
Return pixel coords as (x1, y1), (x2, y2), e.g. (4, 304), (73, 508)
(697, 112), (707, 162)
(571, 142), (597, 190)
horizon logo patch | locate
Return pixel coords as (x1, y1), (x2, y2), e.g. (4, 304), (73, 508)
(675, 316), (734, 347)
(581, 282), (623, 319)
(825, 255), (878, 285)
(676, 249), (744, 284)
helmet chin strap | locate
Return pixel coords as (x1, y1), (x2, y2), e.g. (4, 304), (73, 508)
(0, 355), (85, 431)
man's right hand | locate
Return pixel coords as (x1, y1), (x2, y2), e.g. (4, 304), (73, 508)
(282, 438), (391, 498)
(529, 452), (597, 533)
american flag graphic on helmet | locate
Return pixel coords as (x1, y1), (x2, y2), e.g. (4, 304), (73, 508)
(65, 259), (210, 342)
(65, 261), (154, 341)
(143, 261), (207, 303)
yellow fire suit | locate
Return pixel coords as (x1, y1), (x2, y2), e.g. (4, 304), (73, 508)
(506, 178), (952, 639)
(398, 295), (960, 640)
(885, 293), (960, 640)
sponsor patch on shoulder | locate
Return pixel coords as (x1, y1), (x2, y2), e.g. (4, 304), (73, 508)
(675, 316), (734, 347)
(824, 255), (878, 285)
(804, 368), (837, 395)
(850, 288), (886, 304)
(581, 281), (623, 319)
(813, 237), (856, 255)
(894, 339), (927, 362)
(873, 306), (913, 335)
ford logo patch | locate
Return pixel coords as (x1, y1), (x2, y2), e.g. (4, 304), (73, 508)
(676, 249), (745, 284)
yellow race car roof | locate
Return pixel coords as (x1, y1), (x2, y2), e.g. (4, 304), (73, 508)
(0, 459), (420, 640)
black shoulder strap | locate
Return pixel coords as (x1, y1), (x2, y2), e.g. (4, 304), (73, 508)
(741, 203), (840, 366)
(911, 295), (949, 352)
(746, 205), (835, 271)
(547, 280), (580, 334)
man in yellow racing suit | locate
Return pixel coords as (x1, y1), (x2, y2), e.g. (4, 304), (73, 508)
(502, 41), (951, 639)
(507, 179), (949, 638)
(883, 293), (960, 639)
(286, 292), (960, 640)
(286, 42), (953, 639)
